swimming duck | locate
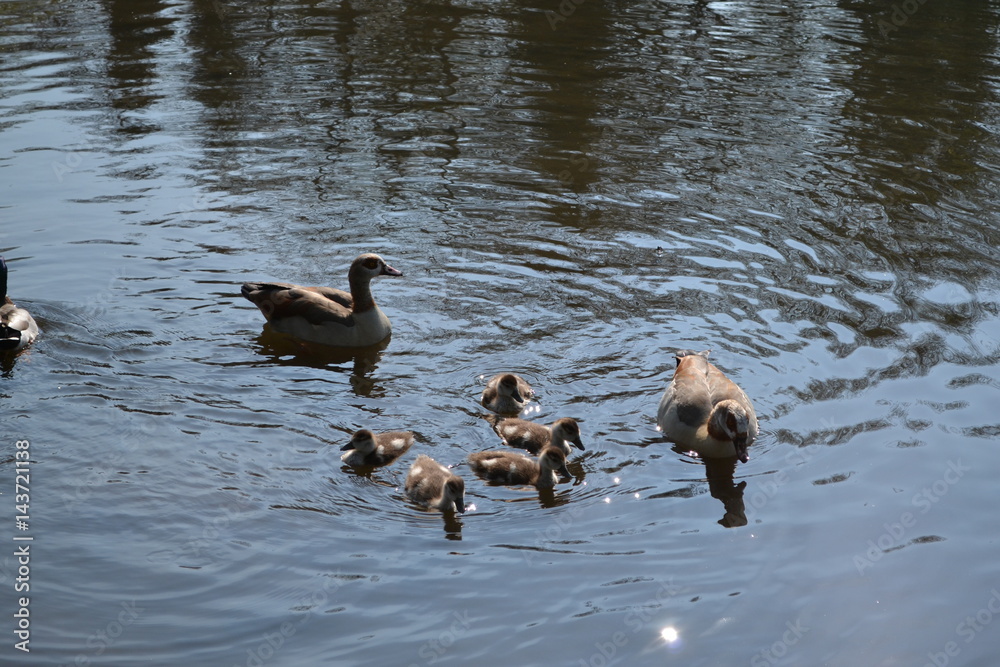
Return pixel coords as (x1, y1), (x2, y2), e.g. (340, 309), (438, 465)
(241, 253), (401, 347)
(404, 455), (466, 513)
(468, 445), (570, 489)
(340, 429), (414, 467)
(492, 417), (584, 456)
(0, 257), (38, 351)
(481, 373), (534, 415)
(656, 350), (757, 463)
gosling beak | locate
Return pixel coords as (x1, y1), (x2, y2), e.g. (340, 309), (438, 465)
(340, 442), (355, 451)
(571, 436), (585, 451)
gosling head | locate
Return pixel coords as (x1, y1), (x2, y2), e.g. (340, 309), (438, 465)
(342, 429), (377, 455)
(497, 374), (524, 403)
(552, 417), (584, 451)
(538, 446), (571, 482)
(444, 477), (466, 514)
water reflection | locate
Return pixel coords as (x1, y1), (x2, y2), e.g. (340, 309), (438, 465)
(704, 457), (748, 528)
(249, 328), (389, 395)
(103, 0), (172, 126)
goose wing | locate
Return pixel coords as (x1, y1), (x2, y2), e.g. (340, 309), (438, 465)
(241, 282), (355, 326)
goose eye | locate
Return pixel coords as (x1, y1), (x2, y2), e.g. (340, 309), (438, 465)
(364, 258), (378, 269)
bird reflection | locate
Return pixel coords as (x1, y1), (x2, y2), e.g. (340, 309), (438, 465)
(703, 457), (747, 528)
(442, 512), (464, 540)
(250, 326), (388, 395)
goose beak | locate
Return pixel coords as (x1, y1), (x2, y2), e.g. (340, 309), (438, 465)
(733, 436), (749, 464)
(511, 388), (523, 402)
(572, 436), (585, 451)
(340, 442), (355, 451)
(454, 499), (466, 514)
(382, 263), (403, 277)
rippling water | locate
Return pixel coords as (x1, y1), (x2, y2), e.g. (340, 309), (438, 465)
(2, 1), (999, 665)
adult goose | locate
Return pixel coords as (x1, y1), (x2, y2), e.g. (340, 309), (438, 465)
(468, 446), (570, 489)
(405, 455), (466, 513)
(656, 350), (757, 463)
(492, 417), (584, 456)
(480, 373), (534, 415)
(340, 429), (414, 467)
(241, 253), (401, 347)
(0, 257), (38, 351)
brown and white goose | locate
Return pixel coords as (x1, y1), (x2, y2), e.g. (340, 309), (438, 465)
(405, 455), (466, 513)
(241, 253), (401, 347)
(468, 445), (570, 489)
(480, 373), (534, 415)
(492, 417), (584, 456)
(340, 429), (414, 467)
(0, 257), (38, 351)
(656, 350), (757, 463)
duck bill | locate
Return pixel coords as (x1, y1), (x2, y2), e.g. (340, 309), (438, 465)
(382, 263), (403, 277)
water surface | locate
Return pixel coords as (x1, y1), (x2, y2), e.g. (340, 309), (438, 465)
(2, 1), (999, 665)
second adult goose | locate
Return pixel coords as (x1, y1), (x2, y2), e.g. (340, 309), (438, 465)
(468, 446), (570, 489)
(656, 349), (757, 463)
(0, 257), (38, 351)
(492, 417), (584, 456)
(241, 253), (401, 347)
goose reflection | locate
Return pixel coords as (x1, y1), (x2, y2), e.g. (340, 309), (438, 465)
(250, 327), (389, 396)
(703, 456), (747, 528)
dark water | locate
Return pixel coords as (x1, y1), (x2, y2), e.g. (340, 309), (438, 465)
(2, 0), (999, 665)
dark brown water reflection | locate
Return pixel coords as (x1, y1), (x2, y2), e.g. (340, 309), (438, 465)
(2, 0), (999, 665)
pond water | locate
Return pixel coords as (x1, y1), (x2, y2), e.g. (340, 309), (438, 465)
(2, 0), (999, 665)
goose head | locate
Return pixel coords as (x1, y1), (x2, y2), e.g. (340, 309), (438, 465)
(710, 399), (753, 463)
(349, 253), (402, 283)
